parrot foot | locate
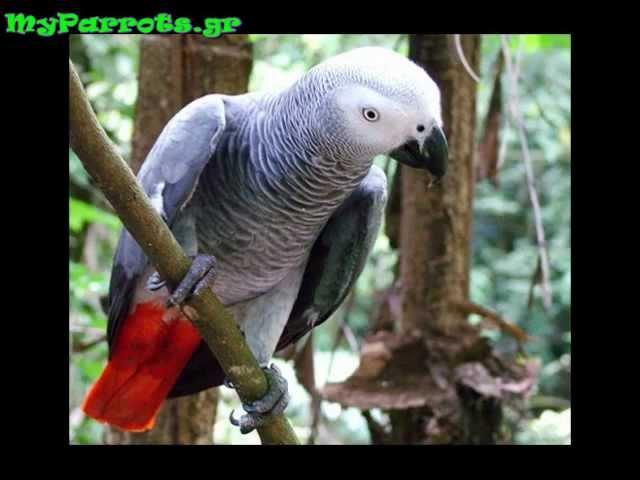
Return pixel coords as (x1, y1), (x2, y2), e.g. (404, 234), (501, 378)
(146, 271), (166, 292)
(166, 254), (218, 308)
(228, 364), (290, 434)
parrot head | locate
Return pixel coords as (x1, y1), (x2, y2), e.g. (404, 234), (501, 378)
(308, 47), (448, 180)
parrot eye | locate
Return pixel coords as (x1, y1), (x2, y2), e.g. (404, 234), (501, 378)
(362, 108), (380, 122)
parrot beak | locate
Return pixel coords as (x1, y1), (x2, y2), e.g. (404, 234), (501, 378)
(389, 125), (449, 180)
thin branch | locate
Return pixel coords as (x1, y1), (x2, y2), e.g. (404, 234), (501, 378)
(361, 410), (390, 444)
(500, 35), (553, 310)
(341, 323), (359, 353)
(306, 297), (360, 445)
(307, 395), (323, 445)
(453, 299), (531, 343)
(528, 395), (571, 411)
(522, 83), (563, 132)
(326, 292), (357, 381)
(72, 334), (107, 353)
(305, 372), (323, 445)
(526, 255), (542, 311)
(454, 34), (481, 83)
(69, 325), (104, 336)
(70, 323), (107, 353)
(289, 333), (323, 444)
(69, 59), (298, 445)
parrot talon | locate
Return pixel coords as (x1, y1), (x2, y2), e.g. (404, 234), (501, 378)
(146, 271), (166, 292)
(229, 409), (240, 426)
(229, 409), (266, 434)
(227, 364), (290, 434)
(166, 254), (218, 308)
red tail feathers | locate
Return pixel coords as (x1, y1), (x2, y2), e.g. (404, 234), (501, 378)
(81, 302), (201, 432)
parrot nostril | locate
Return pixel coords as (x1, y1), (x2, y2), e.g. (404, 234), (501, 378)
(417, 124), (425, 133)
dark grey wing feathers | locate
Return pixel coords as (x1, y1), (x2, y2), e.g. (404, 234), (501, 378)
(277, 165), (387, 350)
(106, 95), (227, 352)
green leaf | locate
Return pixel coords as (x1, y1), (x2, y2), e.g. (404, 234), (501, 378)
(69, 197), (121, 232)
(539, 34), (571, 50)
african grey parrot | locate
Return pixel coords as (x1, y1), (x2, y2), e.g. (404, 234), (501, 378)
(82, 46), (448, 433)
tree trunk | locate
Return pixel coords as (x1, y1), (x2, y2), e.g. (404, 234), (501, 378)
(400, 34), (478, 336)
(104, 389), (219, 445)
(105, 34), (253, 445)
(385, 34), (502, 444)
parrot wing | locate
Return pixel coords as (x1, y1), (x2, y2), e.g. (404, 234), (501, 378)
(106, 95), (228, 351)
(276, 165), (388, 351)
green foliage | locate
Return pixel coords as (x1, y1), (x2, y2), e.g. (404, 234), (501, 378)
(473, 36), (571, 403)
(69, 34), (570, 445)
(69, 259), (110, 444)
(69, 197), (121, 233)
(69, 35), (139, 444)
(481, 34), (571, 54)
(70, 34), (140, 161)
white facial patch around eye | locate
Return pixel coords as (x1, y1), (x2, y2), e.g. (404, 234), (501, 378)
(334, 86), (408, 133)
(328, 76), (441, 160)
(334, 85), (386, 116)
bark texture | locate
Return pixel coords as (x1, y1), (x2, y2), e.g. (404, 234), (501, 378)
(400, 34), (478, 336)
(391, 34), (496, 444)
(390, 34), (501, 444)
(104, 389), (219, 445)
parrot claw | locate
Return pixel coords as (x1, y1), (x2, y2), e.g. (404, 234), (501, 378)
(166, 254), (218, 308)
(146, 271), (166, 292)
(229, 408), (265, 434)
(228, 364), (290, 434)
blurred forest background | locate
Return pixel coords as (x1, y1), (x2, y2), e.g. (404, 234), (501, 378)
(69, 34), (571, 445)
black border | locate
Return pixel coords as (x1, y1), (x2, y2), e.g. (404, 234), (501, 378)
(2, 4), (579, 456)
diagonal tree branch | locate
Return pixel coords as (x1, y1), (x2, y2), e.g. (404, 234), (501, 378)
(69, 59), (299, 445)
(452, 299), (531, 344)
